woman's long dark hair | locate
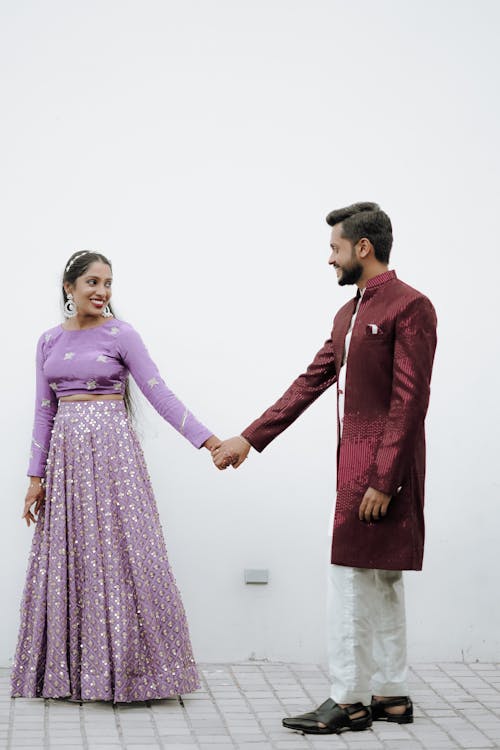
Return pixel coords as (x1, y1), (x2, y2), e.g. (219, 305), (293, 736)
(62, 250), (134, 417)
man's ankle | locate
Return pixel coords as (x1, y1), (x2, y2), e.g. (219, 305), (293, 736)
(373, 695), (408, 714)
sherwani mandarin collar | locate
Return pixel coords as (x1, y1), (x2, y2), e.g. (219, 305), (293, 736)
(360, 269), (397, 299)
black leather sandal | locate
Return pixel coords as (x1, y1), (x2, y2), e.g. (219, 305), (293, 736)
(282, 698), (372, 734)
(371, 696), (413, 724)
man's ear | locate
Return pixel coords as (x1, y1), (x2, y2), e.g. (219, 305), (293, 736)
(357, 237), (373, 259)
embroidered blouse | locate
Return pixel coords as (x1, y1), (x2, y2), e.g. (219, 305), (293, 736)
(28, 318), (213, 477)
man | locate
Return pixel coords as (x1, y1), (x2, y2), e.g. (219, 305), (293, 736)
(212, 202), (437, 735)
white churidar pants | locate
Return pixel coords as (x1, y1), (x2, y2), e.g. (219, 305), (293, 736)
(327, 564), (409, 705)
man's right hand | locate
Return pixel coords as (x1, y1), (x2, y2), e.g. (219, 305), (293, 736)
(358, 486), (392, 522)
(212, 436), (251, 470)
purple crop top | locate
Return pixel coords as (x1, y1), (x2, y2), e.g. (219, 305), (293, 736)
(28, 318), (213, 477)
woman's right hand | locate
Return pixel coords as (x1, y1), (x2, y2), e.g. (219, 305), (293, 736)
(23, 478), (45, 527)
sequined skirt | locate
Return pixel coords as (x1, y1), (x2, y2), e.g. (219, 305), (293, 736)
(11, 400), (200, 702)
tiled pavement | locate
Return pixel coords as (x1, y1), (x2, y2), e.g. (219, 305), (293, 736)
(2, 662), (500, 750)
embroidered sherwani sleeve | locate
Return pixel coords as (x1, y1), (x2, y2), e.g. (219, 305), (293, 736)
(118, 326), (213, 448)
(28, 335), (58, 477)
(242, 332), (337, 452)
(368, 296), (437, 495)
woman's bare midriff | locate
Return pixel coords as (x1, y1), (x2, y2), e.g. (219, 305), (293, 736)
(59, 394), (124, 402)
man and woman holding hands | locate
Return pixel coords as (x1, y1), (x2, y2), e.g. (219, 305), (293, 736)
(15, 202), (436, 735)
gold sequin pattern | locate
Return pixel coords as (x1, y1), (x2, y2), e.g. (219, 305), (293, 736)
(12, 400), (200, 702)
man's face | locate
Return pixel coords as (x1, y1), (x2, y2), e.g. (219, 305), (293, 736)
(329, 224), (363, 286)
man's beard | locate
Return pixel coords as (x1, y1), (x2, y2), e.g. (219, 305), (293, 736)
(337, 260), (363, 286)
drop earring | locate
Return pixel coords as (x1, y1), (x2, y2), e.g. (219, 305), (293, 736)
(101, 304), (112, 318)
(64, 293), (77, 318)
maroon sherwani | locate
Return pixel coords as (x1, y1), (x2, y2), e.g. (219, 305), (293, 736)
(242, 270), (437, 571)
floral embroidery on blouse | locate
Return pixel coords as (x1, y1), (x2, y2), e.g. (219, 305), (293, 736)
(27, 319), (213, 477)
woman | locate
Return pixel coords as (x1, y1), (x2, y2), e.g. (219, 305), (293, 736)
(12, 250), (220, 703)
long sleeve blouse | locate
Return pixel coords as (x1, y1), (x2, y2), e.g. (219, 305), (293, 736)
(28, 318), (213, 477)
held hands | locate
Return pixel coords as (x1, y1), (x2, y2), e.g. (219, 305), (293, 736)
(358, 486), (392, 522)
(23, 477), (45, 527)
(211, 436), (251, 470)
(202, 434), (251, 469)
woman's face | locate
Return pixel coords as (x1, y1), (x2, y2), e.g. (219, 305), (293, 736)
(65, 261), (113, 319)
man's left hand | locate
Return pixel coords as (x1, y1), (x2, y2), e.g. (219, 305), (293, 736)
(359, 487), (392, 522)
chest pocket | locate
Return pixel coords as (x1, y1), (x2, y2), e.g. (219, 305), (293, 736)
(362, 322), (393, 344)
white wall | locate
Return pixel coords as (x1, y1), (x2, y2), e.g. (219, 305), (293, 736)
(1, 0), (499, 667)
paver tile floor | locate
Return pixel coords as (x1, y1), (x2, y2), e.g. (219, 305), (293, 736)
(2, 662), (500, 749)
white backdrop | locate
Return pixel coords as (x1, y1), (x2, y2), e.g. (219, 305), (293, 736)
(1, 0), (499, 667)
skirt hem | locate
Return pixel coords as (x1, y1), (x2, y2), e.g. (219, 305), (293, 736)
(11, 681), (202, 703)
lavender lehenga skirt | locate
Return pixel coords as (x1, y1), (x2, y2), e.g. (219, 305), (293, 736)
(11, 400), (200, 702)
